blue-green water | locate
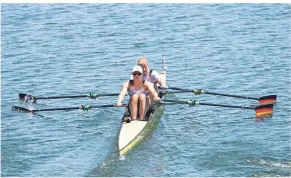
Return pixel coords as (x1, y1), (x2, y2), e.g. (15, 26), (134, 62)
(1, 4), (290, 177)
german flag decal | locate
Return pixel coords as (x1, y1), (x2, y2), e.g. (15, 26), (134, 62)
(259, 95), (277, 105)
(255, 104), (274, 118)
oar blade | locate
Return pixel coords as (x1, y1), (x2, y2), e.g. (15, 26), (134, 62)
(19, 93), (37, 103)
(12, 106), (33, 113)
(19, 93), (28, 101)
(255, 104), (274, 118)
(258, 95), (277, 105)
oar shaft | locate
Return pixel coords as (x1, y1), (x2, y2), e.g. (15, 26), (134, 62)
(34, 104), (121, 111)
(161, 91), (189, 94)
(167, 87), (192, 92)
(13, 104), (127, 113)
(37, 93), (120, 99)
(198, 102), (254, 110)
(168, 86), (258, 100)
(203, 91), (258, 100)
(162, 99), (189, 104)
(36, 95), (87, 99)
(161, 99), (254, 110)
(96, 93), (120, 97)
(32, 107), (80, 112)
(20, 93), (121, 102)
(91, 104), (121, 108)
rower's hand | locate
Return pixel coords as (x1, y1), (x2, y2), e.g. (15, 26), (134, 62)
(154, 96), (160, 102)
(163, 85), (169, 89)
(115, 101), (123, 107)
(159, 85), (168, 89)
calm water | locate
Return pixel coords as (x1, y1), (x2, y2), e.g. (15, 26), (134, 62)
(1, 4), (291, 177)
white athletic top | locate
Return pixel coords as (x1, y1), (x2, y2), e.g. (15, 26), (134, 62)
(130, 69), (159, 83)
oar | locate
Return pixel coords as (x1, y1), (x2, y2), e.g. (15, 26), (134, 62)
(166, 86), (277, 105)
(12, 104), (127, 113)
(160, 90), (190, 95)
(160, 99), (274, 118)
(19, 93), (123, 103)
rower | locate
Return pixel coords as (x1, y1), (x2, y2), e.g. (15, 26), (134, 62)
(136, 56), (167, 114)
(137, 56), (167, 89)
(116, 65), (160, 121)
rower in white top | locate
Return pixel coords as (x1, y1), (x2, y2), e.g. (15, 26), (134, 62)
(137, 56), (167, 89)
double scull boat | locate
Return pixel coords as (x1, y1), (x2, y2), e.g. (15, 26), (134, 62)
(118, 59), (167, 156)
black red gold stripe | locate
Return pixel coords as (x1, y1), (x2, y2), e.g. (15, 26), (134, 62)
(255, 104), (273, 117)
(259, 95), (277, 105)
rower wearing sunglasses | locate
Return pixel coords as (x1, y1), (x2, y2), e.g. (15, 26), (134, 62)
(116, 65), (160, 121)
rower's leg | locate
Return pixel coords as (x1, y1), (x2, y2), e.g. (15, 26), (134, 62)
(144, 95), (151, 117)
(138, 94), (146, 120)
(130, 94), (138, 120)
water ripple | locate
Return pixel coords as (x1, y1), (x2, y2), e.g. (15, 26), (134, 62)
(2, 3), (290, 177)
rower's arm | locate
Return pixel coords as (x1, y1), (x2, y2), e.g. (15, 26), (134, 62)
(145, 82), (160, 100)
(117, 81), (129, 104)
(150, 70), (167, 88)
(155, 75), (167, 88)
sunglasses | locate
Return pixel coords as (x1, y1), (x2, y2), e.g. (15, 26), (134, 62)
(132, 72), (142, 76)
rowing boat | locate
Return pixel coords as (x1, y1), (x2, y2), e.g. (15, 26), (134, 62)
(117, 60), (167, 156)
